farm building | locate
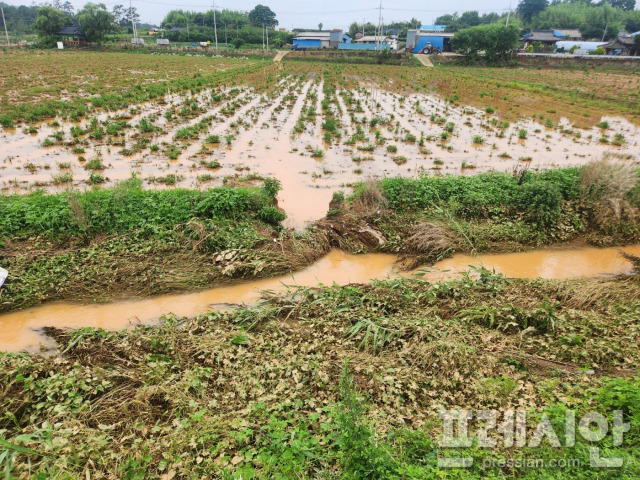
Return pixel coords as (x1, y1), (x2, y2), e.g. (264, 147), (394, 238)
(603, 34), (639, 56)
(292, 30), (350, 49)
(156, 39), (170, 46)
(57, 26), (86, 45)
(521, 29), (583, 50)
(354, 35), (398, 51)
(407, 25), (454, 53)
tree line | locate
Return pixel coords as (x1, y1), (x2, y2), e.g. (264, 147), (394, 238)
(7, 2), (289, 48)
(158, 5), (293, 47)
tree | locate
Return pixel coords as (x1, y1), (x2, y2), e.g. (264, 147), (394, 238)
(626, 10), (640, 33)
(33, 6), (66, 38)
(112, 4), (125, 25)
(248, 4), (277, 28)
(60, 1), (74, 16)
(112, 4), (139, 28)
(318, 22), (323, 31)
(609, 0), (636, 11)
(517, 0), (549, 23)
(162, 10), (192, 29)
(348, 21), (360, 38)
(76, 3), (114, 43)
(459, 11), (481, 28)
(451, 24), (520, 63)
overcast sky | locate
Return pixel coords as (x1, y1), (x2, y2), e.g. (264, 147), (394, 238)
(3, 0), (515, 29)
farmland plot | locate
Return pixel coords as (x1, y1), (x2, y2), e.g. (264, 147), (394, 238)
(1, 53), (639, 228)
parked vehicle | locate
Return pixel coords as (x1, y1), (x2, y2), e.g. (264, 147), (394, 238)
(421, 42), (441, 55)
(291, 45), (307, 51)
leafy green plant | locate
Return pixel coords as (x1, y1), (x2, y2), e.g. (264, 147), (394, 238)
(200, 160), (221, 169)
(89, 172), (105, 184)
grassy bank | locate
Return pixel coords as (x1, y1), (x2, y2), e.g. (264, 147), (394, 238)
(332, 162), (640, 267)
(1, 268), (639, 477)
(0, 177), (328, 313)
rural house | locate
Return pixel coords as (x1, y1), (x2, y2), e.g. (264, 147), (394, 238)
(57, 26), (86, 45)
(603, 34), (639, 56)
(521, 29), (582, 50)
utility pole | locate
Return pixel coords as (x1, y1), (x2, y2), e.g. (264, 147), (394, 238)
(212, 0), (218, 49)
(262, 23), (265, 49)
(376, 0), (383, 52)
(1, 7), (9, 46)
(129, 0), (138, 45)
(602, 22), (608, 42)
(266, 22), (269, 49)
(506, 2), (511, 26)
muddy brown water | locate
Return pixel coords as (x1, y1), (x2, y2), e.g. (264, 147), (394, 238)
(1, 244), (639, 353)
(1, 84), (638, 230)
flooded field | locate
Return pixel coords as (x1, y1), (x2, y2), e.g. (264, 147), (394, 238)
(2, 243), (638, 353)
(1, 59), (638, 228)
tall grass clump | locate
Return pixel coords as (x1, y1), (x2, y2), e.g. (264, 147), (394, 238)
(580, 160), (639, 229)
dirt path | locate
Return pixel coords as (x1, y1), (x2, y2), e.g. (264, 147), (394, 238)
(274, 51), (289, 62)
(414, 54), (434, 67)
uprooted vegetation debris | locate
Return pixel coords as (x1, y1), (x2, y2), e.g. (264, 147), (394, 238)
(1, 267), (640, 478)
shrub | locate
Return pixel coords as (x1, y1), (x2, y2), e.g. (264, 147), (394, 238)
(262, 178), (282, 199)
(516, 181), (563, 226)
(518, 129), (528, 139)
(258, 206), (286, 225)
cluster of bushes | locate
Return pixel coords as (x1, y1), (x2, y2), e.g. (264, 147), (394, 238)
(0, 176), (284, 241)
(379, 168), (583, 226)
